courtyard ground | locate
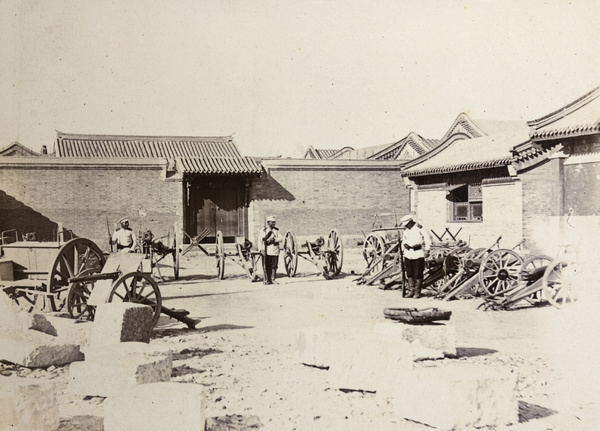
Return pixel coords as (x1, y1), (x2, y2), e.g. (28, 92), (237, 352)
(3, 247), (599, 430)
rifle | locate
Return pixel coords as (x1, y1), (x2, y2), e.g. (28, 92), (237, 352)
(106, 215), (113, 252)
(399, 229), (407, 297)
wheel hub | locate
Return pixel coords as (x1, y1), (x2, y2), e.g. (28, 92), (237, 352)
(497, 269), (509, 281)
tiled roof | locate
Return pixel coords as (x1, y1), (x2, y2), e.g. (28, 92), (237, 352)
(331, 143), (391, 160)
(303, 146), (342, 159)
(528, 86), (600, 140)
(55, 132), (261, 175)
(402, 130), (530, 177)
(175, 156), (261, 175)
(368, 132), (440, 161)
(0, 142), (41, 157)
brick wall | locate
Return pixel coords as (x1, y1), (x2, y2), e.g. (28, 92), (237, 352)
(519, 157), (563, 255)
(249, 159), (409, 247)
(0, 159), (183, 251)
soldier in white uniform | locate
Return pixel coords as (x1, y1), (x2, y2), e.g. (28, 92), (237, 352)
(400, 214), (431, 298)
(111, 217), (138, 253)
(258, 215), (282, 285)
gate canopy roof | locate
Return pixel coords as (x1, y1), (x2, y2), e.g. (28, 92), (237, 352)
(55, 132), (262, 175)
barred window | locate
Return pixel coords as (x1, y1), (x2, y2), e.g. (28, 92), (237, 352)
(447, 183), (482, 222)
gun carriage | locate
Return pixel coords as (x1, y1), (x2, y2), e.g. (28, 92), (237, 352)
(282, 229), (343, 279)
(66, 251), (198, 328)
(138, 228), (181, 281)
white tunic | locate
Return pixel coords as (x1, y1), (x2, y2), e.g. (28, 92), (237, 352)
(258, 227), (282, 256)
(402, 224), (431, 260)
(112, 228), (137, 252)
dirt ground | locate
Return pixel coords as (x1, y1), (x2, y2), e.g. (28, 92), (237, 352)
(3, 247), (600, 430)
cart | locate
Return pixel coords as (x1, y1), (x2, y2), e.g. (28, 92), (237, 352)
(0, 229), (105, 312)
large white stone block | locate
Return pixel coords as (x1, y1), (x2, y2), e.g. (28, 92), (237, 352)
(374, 321), (457, 357)
(393, 362), (518, 430)
(90, 302), (154, 347)
(103, 382), (206, 431)
(327, 338), (414, 393)
(0, 330), (82, 368)
(0, 292), (57, 335)
(0, 378), (59, 431)
(68, 342), (172, 397)
(296, 327), (361, 368)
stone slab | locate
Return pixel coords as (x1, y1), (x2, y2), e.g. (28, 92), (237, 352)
(103, 382), (206, 431)
(68, 342), (172, 397)
(374, 321), (457, 358)
(0, 291), (57, 336)
(0, 330), (83, 368)
(0, 378), (59, 431)
(327, 337), (414, 393)
(393, 362), (518, 430)
(90, 302), (154, 348)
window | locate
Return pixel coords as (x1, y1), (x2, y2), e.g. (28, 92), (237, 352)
(447, 183), (482, 222)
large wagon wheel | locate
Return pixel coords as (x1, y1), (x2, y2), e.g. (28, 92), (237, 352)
(362, 233), (386, 275)
(108, 272), (162, 327)
(542, 259), (576, 309)
(283, 230), (298, 277)
(46, 238), (105, 312)
(215, 231), (225, 280)
(479, 249), (524, 297)
(324, 229), (343, 277)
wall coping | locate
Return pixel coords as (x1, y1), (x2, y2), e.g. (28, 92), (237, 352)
(0, 156), (167, 169)
(260, 158), (405, 172)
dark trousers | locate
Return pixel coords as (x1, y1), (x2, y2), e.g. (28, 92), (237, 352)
(403, 257), (425, 280)
(264, 255), (279, 283)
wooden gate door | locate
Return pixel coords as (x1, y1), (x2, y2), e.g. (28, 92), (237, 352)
(192, 186), (242, 243)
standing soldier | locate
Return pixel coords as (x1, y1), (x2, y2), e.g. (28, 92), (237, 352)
(259, 215), (282, 285)
(400, 214), (431, 298)
(110, 217), (138, 253)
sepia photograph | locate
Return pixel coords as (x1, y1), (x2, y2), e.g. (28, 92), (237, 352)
(1, 1), (599, 430)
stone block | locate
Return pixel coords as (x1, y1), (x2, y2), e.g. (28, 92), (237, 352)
(90, 302), (154, 348)
(103, 382), (206, 431)
(0, 292), (57, 335)
(0, 378), (59, 431)
(374, 321), (457, 358)
(393, 362), (518, 430)
(327, 337), (413, 393)
(296, 327), (360, 368)
(44, 314), (93, 353)
(68, 342), (172, 397)
(0, 330), (82, 368)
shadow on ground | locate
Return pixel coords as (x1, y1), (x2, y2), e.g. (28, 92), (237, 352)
(519, 400), (557, 423)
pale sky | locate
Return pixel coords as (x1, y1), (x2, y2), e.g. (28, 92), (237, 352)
(1, 0), (599, 158)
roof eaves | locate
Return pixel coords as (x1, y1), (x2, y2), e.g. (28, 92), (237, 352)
(402, 157), (512, 177)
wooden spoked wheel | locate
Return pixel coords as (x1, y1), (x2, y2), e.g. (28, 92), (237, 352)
(66, 268), (97, 320)
(542, 260), (576, 309)
(363, 233), (385, 275)
(479, 249), (524, 297)
(518, 254), (553, 305)
(108, 272), (162, 327)
(442, 247), (472, 276)
(47, 238), (106, 312)
(325, 229), (343, 276)
(283, 230), (298, 277)
(215, 231), (225, 280)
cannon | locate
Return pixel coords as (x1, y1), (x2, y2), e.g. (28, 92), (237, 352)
(0, 229), (105, 312)
(65, 250), (198, 328)
(282, 229), (343, 279)
(214, 231), (263, 281)
(480, 245), (578, 310)
(139, 228), (181, 281)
